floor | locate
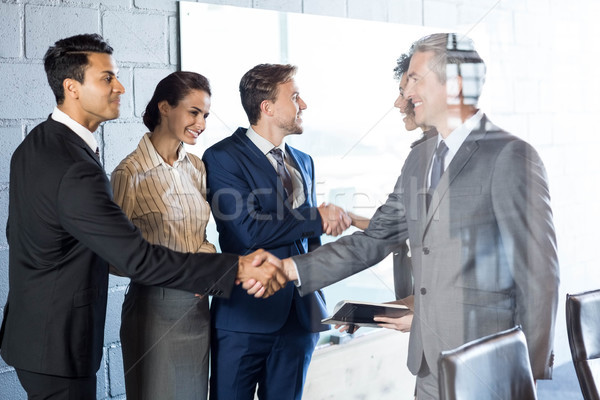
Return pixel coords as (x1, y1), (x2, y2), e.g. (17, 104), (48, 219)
(537, 361), (583, 400)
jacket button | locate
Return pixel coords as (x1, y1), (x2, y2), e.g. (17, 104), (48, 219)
(423, 247), (430, 255)
(420, 288), (427, 295)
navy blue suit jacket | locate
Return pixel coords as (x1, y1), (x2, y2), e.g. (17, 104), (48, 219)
(203, 127), (328, 334)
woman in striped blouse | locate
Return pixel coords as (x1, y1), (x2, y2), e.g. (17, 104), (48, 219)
(111, 71), (216, 400)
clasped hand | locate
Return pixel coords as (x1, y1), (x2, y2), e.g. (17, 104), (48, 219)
(318, 202), (352, 236)
(237, 249), (287, 298)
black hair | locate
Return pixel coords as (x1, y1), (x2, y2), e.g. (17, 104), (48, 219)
(142, 71), (211, 132)
(43, 33), (113, 104)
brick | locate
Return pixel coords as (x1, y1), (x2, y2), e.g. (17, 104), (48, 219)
(66, 0), (129, 8)
(0, 369), (26, 399)
(0, 345), (7, 369)
(0, 250), (8, 324)
(133, 67), (176, 117)
(1, 63), (54, 119)
(108, 345), (126, 397)
(168, 15), (178, 65)
(348, 0), (387, 22)
(0, 3), (21, 58)
(134, 0), (177, 12)
(102, 122), (147, 174)
(303, 0), (346, 18)
(104, 12), (169, 64)
(254, 0), (302, 13)
(104, 287), (127, 345)
(25, 4), (99, 60)
(0, 127), (23, 184)
(115, 67), (134, 119)
(388, 0), (422, 25)
(109, 274), (132, 289)
(199, 0), (252, 6)
(96, 350), (108, 399)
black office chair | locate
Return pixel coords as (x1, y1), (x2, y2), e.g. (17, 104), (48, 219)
(566, 289), (600, 400)
(438, 326), (537, 400)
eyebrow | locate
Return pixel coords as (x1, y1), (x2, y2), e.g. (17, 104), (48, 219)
(191, 106), (207, 113)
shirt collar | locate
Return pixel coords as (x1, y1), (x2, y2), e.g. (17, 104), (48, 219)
(246, 126), (286, 156)
(51, 107), (98, 152)
(138, 132), (188, 172)
(437, 109), (483, 155)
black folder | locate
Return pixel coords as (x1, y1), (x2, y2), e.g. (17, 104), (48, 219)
(322, 300), (411, 327)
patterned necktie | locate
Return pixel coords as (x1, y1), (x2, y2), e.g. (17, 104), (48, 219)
(427, 140), (448, 210)
(269, 148), (294, 202)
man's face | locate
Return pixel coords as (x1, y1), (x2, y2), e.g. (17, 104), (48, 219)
(404, 50), (447, 130)
(394, 73), (418, 132)
(271, 79), (307, 136)
(74, 52), (125, 131)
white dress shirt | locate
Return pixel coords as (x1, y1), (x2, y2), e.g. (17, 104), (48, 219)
(428, 109), (483, 185)
(246, 126), (306, 208)
(51, 107), (98, 153)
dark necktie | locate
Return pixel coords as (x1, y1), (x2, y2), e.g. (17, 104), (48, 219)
(95, 147), (100, 158)
(269, 148), (294, 202)
(427, 140), (448, 209)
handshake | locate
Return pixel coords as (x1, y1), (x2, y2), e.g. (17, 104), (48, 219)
(236, 249), (296, 298)
(317, 202), (352, 236)
(235, 203), (357, 298)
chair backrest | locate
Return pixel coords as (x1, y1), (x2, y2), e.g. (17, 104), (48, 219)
(438, 326), (537, 400)
(566, 289), (600, 400)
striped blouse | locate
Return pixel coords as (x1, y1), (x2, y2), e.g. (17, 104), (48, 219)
(111, 133), (216, 254)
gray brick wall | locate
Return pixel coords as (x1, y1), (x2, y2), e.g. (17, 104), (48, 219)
(1, 0), (598, 398)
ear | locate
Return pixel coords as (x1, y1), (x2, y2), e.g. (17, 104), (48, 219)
(63, 78), (80, 100)
(260, 100), (273, 117)
(158, 100), (170, 117)
(447, 75), (463, 98)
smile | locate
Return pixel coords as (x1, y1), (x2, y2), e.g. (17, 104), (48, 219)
(186, 128), (200, 138)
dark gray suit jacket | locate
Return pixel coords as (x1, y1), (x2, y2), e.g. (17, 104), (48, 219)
(293, 115), (559, 380)
(0, 117), (239, 377)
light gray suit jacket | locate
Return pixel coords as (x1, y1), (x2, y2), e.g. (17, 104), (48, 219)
(293, 115), (559, 380)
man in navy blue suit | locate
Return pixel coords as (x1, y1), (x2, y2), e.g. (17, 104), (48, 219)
(203, 63), (351, 400)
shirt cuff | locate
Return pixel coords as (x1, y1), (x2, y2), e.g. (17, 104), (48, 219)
(291, 258), (301, 287)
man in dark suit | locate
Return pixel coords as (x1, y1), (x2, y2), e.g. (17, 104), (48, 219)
(280, 33), (559, 399)
(203, 63), (351, 400)
(0, 34), (285, 399)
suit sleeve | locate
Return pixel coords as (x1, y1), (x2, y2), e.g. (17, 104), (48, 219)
(492, 140), (559, 379)
(293, 172), (409, 294)
(203, 147), (323, 251)
(57, 161), (239, 297)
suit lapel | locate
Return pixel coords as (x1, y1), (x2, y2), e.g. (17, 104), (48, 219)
(285, 144), (311, 255)
(416, 138), (437, 240)
(422, 116), (488, 237)
(285, 144), (308, 200)
(51, 118), (103, 168)
(233, 128), (288, 204)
